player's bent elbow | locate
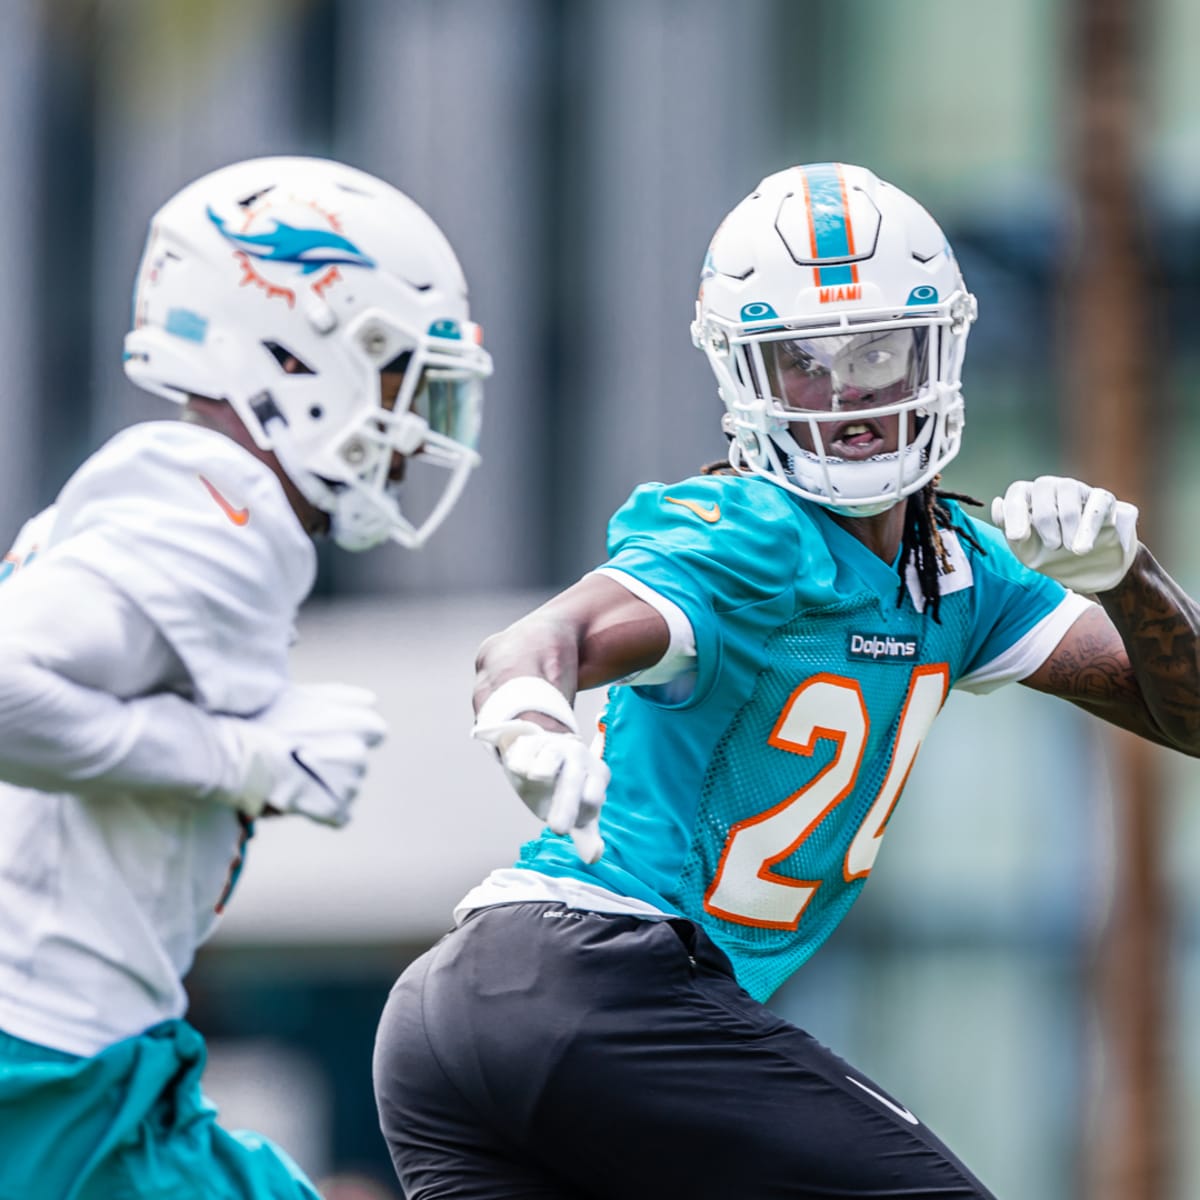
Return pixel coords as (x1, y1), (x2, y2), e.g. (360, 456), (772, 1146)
(0, 648), (42, 716)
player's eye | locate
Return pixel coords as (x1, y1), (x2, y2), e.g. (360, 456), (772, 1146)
(781, 350), (817, 373)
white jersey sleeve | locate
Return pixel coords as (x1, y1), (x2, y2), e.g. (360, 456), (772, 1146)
(0, 555), (245, 800)
(44, 421), (317, 715)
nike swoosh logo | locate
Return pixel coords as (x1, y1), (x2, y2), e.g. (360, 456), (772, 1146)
(845, 1076), (919, 1125)
(290, 749), (334, 798)
(664, 495), (721, 523)
(199, 475), (250, 526)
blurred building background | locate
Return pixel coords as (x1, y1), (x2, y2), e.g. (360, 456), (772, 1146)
(2, 0), (1199, 1196)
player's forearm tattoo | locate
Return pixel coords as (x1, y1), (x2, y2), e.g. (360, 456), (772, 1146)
(1097, 547), (1200, 747)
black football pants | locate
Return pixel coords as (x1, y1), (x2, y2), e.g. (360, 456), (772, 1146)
(373, 902), (997, 1199)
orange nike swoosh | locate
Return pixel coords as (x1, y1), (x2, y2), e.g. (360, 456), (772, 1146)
(664, 495), (721, 523)
(199, 475), (250, 526)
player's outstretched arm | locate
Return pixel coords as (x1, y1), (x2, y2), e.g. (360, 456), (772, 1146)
(994, 476), (1200, 755)
(474, 573), (673, 707)
(472, 573), (671, 861)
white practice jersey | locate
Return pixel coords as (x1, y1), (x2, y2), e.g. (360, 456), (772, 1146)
(0, 421), (316, 1055)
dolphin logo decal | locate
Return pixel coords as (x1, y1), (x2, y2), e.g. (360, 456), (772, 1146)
(207, 206), (375, 273)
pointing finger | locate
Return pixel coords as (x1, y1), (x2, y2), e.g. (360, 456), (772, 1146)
(998, 481), (1033, 542)
(1029, 477), (1065, 550)
(547, 751), (584, 835)
(570, 819), (605, 864)
(1071, 487), (1115, 556)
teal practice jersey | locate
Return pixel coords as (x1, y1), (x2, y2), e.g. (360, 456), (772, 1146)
(516, 473), (1077, 1001)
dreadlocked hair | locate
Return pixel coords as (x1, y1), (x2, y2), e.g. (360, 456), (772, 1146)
(897, 476), (985, 623)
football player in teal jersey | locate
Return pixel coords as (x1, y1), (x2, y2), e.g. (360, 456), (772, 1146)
(373, 164), (1200, 1199)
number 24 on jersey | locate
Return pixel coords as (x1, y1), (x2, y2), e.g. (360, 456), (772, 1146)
(705, 665), (949, 929)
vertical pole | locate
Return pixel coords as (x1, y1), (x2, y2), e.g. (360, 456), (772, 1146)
(1064, 1), (1169, 1196)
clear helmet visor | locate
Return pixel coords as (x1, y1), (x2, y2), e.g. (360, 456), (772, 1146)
(758, 327), (930, 417)
(412, 366), (484, 451)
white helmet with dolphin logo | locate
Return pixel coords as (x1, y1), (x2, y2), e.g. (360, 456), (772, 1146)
(124, 155), (493, 550)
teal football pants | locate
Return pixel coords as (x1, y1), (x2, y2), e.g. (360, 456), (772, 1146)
(0, 1020), (321, 1200)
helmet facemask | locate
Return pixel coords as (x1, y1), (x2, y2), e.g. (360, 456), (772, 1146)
(706, 312), (969, 516)
(252, 309), (489, 551)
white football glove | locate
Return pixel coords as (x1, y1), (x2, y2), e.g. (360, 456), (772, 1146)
(217, 683), (388, 827)
(991, 476), (1139, 594)
(472, 677), (610, 864)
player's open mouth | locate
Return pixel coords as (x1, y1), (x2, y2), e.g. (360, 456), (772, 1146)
(829, 419), (885, 460)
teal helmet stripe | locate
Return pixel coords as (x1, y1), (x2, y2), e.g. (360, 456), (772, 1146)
(798, 163), (859, 288)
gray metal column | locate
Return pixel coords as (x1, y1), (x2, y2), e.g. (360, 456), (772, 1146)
(0, 0), (43, 543)
(557, 0), (775, 581)
(335, 0), (551, 595)
(88, 2), (303, 441)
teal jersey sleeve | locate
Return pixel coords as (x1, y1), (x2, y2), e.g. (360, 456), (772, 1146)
(602, 475), (820, 703)
(949, 507), (1074, 680)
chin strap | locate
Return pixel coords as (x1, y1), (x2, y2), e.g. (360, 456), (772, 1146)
(828, 497), (904, 518)
(328, 491), (398, 552)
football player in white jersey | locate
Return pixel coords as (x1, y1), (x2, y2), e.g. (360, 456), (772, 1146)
(0, 157), (491, 1199)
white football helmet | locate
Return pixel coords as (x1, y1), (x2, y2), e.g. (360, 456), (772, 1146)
(692, 163), (977, 516)
(124, 155), (493, 550)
